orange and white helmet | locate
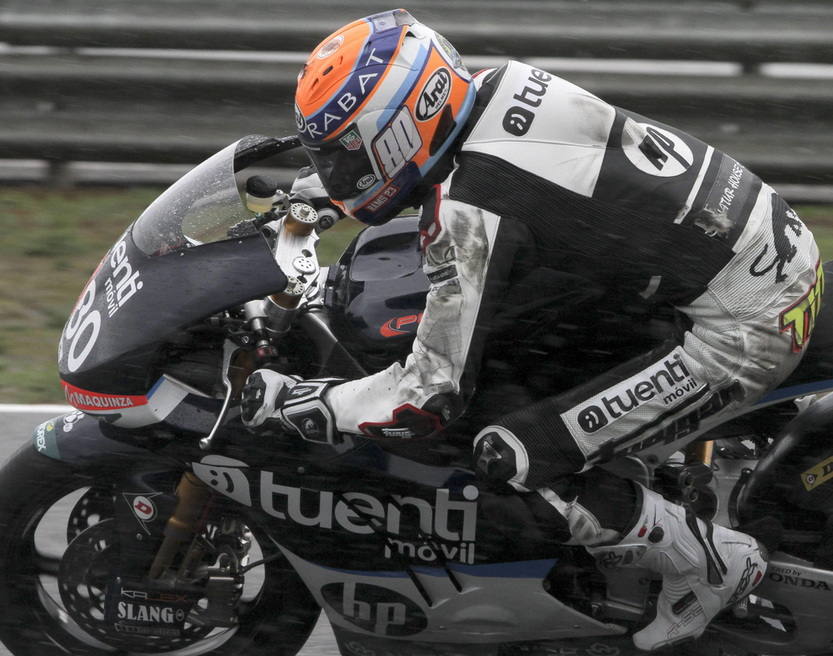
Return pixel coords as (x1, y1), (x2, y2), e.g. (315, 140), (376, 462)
(295, 9), (475, 225)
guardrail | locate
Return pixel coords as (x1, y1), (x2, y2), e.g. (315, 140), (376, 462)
(1, 0), (833, 199)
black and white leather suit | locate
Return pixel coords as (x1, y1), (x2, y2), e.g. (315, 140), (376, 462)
(324, 60), (821, 492)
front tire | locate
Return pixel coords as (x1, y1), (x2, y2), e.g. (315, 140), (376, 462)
(0, 444), (320, 656)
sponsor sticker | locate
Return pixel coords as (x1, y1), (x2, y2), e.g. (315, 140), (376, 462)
(426, 264), (457, 284)
(379, 312), (422, 338)
(62, 381), (148, 412)
(131, 495), (156, 522)
(261, 474), (479, 565)
(62, 410), (85, 433)
(33, 418), (61, 459)
(623, 382), (740, 456)
(727, 556), (763, 606)
(106, 582), (196, 637)
(769, 570), (831, 591)
(365, 183), (399, 213)
(501, 67), (552, 137)
(102, 235), (145, 320)
(562, 347), (702, 438)
(298, 30), (398, 141)
(623, 123), (694, 178)
(356, 173), (377, 190)
(696, 157), (751, 236)
(322, 582), (427, 636)
(802, 454), (833, 492)
(340, 129), (364, 151)
(780, 259), (823, 352)
(750, 196), (804, 284)
(123, 492), (162, 534)
(415, 68), (451, 121)
(192, 457), (253, 507)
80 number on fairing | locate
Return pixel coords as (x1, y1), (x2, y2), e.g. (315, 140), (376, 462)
(62, 281), (101, 373)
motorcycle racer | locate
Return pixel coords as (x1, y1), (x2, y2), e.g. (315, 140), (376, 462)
(242, 8), (820, 650)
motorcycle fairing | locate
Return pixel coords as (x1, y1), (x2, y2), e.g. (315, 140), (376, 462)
(324, 214), (429, 368)
(712, 553), (833, 655)
(755, 377), (833, 408)
(277, 545), (626, 643)
(57, 135), (301, 405)
(195, 459), (486, 570)
(58, 230), (287, 398)
(60, 373), (222, 429)
(31, 410), (181, 468)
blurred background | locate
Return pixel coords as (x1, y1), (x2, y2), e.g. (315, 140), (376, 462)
(1, 0), (833, 403)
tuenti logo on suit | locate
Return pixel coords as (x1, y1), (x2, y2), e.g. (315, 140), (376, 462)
(502, 67), (552, 137)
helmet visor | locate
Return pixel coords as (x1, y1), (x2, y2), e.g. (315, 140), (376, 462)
(304, 126), (378, 201)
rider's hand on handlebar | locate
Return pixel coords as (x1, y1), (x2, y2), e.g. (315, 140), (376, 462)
(240, 370), (299, 428)
(241, 369), (343, 444)
(290, 166), (345, 230)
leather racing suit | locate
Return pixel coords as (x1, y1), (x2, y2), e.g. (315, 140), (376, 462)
(323, 60), (822, 491)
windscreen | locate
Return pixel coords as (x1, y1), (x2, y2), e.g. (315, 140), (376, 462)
(132, 140), (252, 256)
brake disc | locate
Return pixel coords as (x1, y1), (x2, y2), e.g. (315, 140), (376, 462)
(66, 487), (114, 543)
(58, 519), (215, 652)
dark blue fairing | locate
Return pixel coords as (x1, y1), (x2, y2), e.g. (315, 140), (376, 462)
(58, 230), (286, 396)
(33, 411), (171, 466)
(57, 135), (298, 398)
(325, 215), (428, 369)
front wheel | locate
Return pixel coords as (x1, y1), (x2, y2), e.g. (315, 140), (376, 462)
(0, 444), (320, 656)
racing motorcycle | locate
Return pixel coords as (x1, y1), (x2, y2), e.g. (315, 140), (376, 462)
(2, 134), (833, 656)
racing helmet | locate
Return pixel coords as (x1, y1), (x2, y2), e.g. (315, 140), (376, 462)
(295, 9), (476, 225)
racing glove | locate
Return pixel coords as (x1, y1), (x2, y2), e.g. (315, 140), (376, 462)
(240, 369), (343, 444)
(289, 166), (345, 230)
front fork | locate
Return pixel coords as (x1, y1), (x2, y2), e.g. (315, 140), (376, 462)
(689, 439), (714, 467)
(650, 440), (717, 517)
(149, 471), (214, 579)
(142, 469), (246, 627)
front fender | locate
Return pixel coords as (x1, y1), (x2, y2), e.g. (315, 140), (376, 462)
(32, 410), (179, 470)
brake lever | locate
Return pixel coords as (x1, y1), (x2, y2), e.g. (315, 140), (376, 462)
(199, 339), (238, 451)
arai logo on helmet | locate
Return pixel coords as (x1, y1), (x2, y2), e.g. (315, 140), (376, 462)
(416, 68), (451, 121)
(357, 174), (377, 190)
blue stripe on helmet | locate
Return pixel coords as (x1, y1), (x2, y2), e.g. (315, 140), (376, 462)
(301, 28), (403, 143)
(373, 43), (431, 131)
